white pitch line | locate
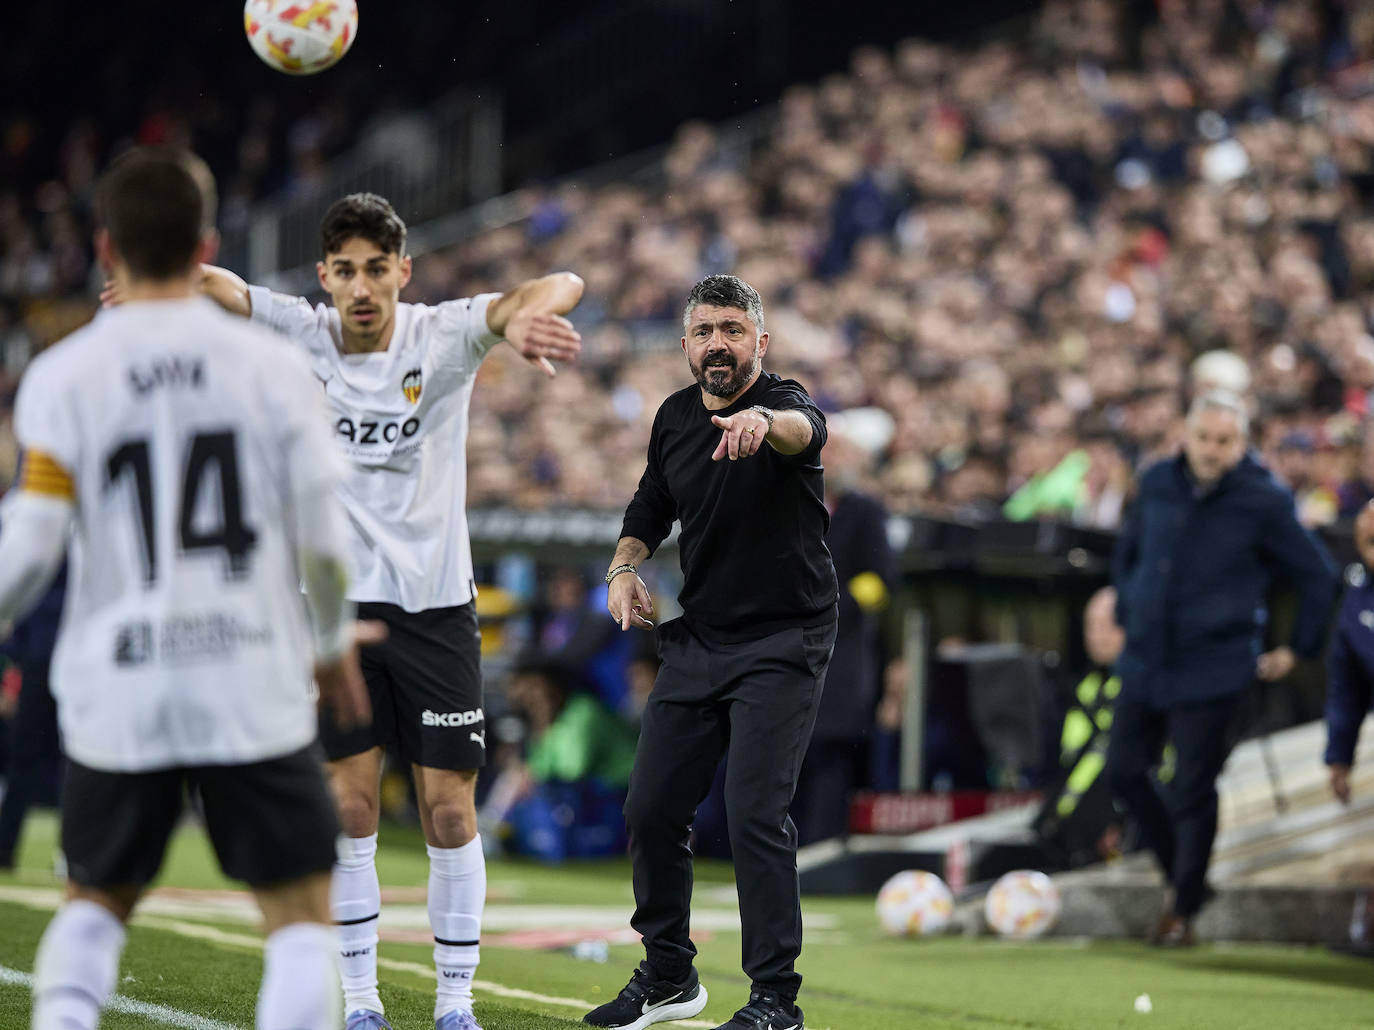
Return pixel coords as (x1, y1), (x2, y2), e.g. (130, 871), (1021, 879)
(0, 964), (243, 1030)
(7, 899), (838, 1030)
(136, 917), (719, 1028)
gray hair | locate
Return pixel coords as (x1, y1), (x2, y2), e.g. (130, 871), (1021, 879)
(1188, 389), (1249, 436)
(681, 275), (765, 332)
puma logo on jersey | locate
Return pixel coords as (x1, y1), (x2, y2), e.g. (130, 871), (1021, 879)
(421, 707), (484, 727)
(470, 730), (485, 748)
(402, 368), (423, 404)
(128, 356), (205, 396)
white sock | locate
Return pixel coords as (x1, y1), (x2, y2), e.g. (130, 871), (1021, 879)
(30, 899), (126, 1030)
(331, 833), (383, 1015)
(257, 923), (341, 1030)
(428, 837), (484, 1018)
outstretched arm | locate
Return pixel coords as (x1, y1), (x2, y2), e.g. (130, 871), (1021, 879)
(709, 408), (814, 460)
(101, 263), (253, 317)
(199, 265), (252, 317)
(486, 272), (584, 376)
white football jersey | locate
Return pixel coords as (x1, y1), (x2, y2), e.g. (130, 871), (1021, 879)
(13, 297), (348, 772)
(247, 285), (501, 612)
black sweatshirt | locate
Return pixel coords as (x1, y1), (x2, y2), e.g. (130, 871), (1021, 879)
(620, 371), (839, 639)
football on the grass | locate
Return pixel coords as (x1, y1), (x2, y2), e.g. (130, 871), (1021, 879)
(984, 869), (1062, 939)
(876, 870), (955, 937)
(244, 0), (358, 75)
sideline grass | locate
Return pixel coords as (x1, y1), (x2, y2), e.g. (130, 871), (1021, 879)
(2, 812), (1372, 1029)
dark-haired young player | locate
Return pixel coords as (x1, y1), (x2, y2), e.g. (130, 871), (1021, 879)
(192, 193), (584, 1030)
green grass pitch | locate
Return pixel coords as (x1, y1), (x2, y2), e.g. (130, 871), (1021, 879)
(0, 812), (1371, 1029)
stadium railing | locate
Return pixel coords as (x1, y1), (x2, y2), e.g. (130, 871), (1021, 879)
(218, 90), (504, 287)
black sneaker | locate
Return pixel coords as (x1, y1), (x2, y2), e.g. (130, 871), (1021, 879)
(583, 962), (708, 1030)
(713, 990), (803, 1030)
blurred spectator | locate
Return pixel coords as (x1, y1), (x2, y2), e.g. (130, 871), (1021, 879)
(1324, 500), (1374, 807)
(14, 1), (1374, 530)
(792, 428), (896, 845)
(1271, 430), (1340, 527)
(0, 556), (64, 871)
(1107, 390), (1337, 946)
(497, 657), (638, 862)
(533, 565), (635, 715)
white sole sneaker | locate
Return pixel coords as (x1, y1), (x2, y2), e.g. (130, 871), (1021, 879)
(616, 985), (709, 1030)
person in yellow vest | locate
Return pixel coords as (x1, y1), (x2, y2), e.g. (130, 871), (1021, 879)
(1041, 586), (1176, 865)
(1057, 587), (1125, 822)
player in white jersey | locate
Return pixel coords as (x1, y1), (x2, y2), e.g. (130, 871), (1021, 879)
(190, 193), (584, 1030)
(5, 148), (373, 1030)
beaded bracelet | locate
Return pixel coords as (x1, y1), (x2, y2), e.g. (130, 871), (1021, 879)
(604, 563), (638, 585)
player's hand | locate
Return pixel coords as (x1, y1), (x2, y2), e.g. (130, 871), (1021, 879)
(710, 410), (769, 462)
(505, 310), (581, 378)
(100, 280), (125, 308)
(1329, 763), (1353, 805)
(314, 620), (386, 730)
(1255, 645), (1295, 681)
(607, 573), (654, 632)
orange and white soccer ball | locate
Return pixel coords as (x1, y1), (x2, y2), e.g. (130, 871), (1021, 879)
(876, 870), (955, 937)
(244, 0), (358, 75)
(984, 869), (1061, 939)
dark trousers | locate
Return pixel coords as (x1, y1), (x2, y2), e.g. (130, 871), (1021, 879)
(0, 657), (61, 866)
(1104, 691), (1242, 916)
(624, 615), (835, 1001)
(792, 738), (863, 846)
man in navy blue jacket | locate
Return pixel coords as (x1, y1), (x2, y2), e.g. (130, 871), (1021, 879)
(0, 551), (65, 870)
(1109, 390), (1337, 945)
(1325, 501), (1374, 805)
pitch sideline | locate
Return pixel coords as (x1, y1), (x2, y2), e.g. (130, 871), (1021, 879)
(0, 892), (719, 1030)
(0, 964), (241, 1030)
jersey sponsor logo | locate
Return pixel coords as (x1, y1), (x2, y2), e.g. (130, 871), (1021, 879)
(402, 367), (423, 404)
(115, 621), (155, 667)
(469, 730), (485, 749)
(335, 416), (421, 444)
(112, 614), (274, 667)
(421, 707), (484, 728)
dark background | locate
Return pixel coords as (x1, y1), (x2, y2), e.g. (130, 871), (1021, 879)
(9, 0), (1035, 192)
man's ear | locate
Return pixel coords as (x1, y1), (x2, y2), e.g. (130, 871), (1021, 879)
(398, 254), (413, 289)
(756, 330), (770, 358)
(316, 260), (329, 292)
(94, 229), (117, 276)
(195, 229), (220, 268)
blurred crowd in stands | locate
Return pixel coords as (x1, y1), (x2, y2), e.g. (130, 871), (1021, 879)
(13, 0), (1374, 854)
(12, 1), (1374, 530)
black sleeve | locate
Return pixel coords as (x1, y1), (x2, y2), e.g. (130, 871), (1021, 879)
(761, 379), (826, 462)
(619, 406), (676, 557)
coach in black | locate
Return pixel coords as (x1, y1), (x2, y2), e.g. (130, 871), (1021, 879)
(584, 276), (837, 1030)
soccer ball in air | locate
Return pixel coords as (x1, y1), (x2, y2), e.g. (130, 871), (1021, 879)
(984, 870), (1062, 939)
(244, 0), (358, 75)
(875, 870), (954, 937)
